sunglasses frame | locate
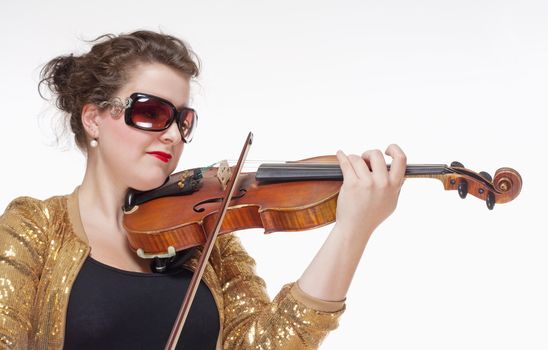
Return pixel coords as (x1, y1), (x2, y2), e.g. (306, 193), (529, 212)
(99, 92), (197, 143)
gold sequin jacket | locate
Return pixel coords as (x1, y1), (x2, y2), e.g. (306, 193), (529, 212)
(0, 189), (345, 349)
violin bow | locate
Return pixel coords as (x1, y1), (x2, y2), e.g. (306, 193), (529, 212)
(164, 132), (254, 350)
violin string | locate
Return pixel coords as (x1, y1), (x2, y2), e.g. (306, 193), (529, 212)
(220, 159), (455, 175)
(253, 165), (449, 171)
(253, 165), (447, 168)
(226, 159), (454, 167)
(198, 161), (476, 184)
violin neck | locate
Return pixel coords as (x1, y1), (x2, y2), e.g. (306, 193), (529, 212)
(255, 163), (450, 182)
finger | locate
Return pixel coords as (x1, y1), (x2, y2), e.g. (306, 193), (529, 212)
(385, 144), (407, 185)
(336, 150), (358, 182)
(362, 149), (389, 179)
(348, 154), (372, 180)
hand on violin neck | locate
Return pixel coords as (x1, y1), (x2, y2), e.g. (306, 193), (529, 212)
(334, 145), (406, 239)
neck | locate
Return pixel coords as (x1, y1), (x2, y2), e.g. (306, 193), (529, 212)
(255, 163), (451, 182)
(78, 154), (128, 232)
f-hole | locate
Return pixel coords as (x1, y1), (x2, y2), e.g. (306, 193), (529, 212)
(193, 189), (247, 212)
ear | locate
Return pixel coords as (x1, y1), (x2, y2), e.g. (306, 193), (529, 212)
(81, 103), (102, 139)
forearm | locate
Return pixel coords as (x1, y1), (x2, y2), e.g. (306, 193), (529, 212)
(298, 222), (374, 301)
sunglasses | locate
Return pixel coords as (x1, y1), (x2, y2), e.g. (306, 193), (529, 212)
(99, 92), (197, 143)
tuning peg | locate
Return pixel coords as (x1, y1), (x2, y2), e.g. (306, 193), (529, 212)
(458, 180), (468, 199)
(479, 171), (492, 182)
(486, 191), (495, 210)
(451, 161), (465, 168)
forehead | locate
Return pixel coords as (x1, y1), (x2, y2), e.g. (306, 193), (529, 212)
(120, 63), (190, 108)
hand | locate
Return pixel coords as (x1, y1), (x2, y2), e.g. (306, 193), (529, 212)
(335, 144), (407, 238)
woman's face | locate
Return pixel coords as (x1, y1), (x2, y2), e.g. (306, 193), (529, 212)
(93, 62), (190, 191)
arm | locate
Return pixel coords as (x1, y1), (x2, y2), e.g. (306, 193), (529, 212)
(299, 145), (407, 301)
(219, 234), (345, 350)
(0, 198), (49, 349)
(220, 144), (406, 349)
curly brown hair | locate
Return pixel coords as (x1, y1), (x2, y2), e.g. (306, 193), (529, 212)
(39, 30), (200, 151)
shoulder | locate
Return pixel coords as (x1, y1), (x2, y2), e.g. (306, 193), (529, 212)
(1, 192), (82, 263)
(216, 233), (254, 261)
(213, 233), (259, 279)
(1, 194), (72, 244)
(3, 196), (48, 222)
(193, 233), (257, 281)
(2, 194), (67, 222)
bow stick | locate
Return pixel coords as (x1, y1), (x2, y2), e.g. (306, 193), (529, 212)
(165, 132), (253, 349)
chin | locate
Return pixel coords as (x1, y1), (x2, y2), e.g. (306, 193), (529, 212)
(129, 173), (170, 192)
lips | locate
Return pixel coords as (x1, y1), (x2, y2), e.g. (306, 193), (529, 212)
(146, 151), (172, 163)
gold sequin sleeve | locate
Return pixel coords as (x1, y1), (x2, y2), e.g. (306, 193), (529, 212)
(0, 197), (49, 349)
(219, 234), (346, 350)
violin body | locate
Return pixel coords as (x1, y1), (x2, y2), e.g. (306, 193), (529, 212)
(123, 156), (343, 256)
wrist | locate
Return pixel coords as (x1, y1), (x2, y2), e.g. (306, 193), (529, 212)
(332, 221), (375, 241)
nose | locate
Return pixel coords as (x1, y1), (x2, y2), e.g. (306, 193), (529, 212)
(160, 121), (183, 145)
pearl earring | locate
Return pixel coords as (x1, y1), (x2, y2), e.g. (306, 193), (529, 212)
(90, 138), (98, 148)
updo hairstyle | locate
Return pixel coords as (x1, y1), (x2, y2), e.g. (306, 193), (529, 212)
(39, 30), (200, 151)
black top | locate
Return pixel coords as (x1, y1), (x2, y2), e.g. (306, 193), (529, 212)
(64, 255), (219, 350)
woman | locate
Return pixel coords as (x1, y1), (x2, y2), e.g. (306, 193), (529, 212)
(0, 30), (406, 349)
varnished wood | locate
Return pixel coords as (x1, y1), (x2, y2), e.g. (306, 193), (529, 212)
(123, 155), (523, 256)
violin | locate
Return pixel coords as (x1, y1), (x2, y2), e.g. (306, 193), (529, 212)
(123, 153), (522, 258)
(121, 133), (522, 349)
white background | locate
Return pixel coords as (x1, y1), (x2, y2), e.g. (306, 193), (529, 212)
(1, 1), (547, 349)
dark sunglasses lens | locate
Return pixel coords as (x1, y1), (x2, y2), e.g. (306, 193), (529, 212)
(131, 97), (173, 130)
(180, 109), (197, 143)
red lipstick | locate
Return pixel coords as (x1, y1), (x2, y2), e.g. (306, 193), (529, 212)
(147, 151), (172, 163)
